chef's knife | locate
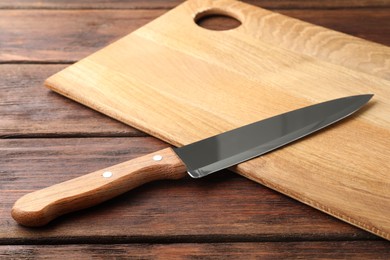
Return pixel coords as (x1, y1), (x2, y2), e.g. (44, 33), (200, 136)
(12, 94), (372, 227)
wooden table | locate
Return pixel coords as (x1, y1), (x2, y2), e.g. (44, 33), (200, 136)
(1, 0), (389, 258)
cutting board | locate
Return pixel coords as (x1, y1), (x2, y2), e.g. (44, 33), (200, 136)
(45, 0), (390, 239)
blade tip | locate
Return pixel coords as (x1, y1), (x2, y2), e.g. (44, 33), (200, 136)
(362, 93), (374, 99)
(354, 93), (374, 104)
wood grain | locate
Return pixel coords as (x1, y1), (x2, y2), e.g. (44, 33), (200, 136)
(0, 64), (141, 138)
(0, 9), (389, 63)
(45, 0), (390, 240)
(0, 9), (167, 63)
(1, 242), (390, 259)
(1, 138), (374, 243)
(1, 0), (389, 258)
(2, 0), (390, 258)
(0, 0), (389, 9)
(12, 147), (186, 227)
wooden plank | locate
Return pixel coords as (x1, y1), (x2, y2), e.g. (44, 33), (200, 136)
(0, 9), (389, 63)
(0, 64), (141, 138)
(0, 0), (389, 9)
(1, 138), (374, 243)
(0, 9), (167, 63)
(1, 242), (390, 259)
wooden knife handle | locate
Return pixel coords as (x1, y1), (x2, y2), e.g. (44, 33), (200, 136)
(12, 147), (187, 227)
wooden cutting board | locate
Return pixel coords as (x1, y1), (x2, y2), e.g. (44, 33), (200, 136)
(45, 0), (390, 239)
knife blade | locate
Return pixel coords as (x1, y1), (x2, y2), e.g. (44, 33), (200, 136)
(12, 94), (372, 227)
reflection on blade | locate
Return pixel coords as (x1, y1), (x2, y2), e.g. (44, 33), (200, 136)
(174, 95), (373, 178)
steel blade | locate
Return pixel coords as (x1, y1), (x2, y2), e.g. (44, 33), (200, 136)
(174, 94), (372, 178)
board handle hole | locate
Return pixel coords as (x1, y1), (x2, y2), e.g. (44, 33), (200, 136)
(195, 9), (241, 31)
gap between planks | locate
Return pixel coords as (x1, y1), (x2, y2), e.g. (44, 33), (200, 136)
(0, 235), (382, 246)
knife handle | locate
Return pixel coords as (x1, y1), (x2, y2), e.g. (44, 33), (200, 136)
(12, 147), (187, 227)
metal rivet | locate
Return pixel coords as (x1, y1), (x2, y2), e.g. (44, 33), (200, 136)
(153, 155), (163, 161)
(102, 171), (113, 178)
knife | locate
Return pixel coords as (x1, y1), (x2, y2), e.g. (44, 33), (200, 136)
(12, 94), (372, 227)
